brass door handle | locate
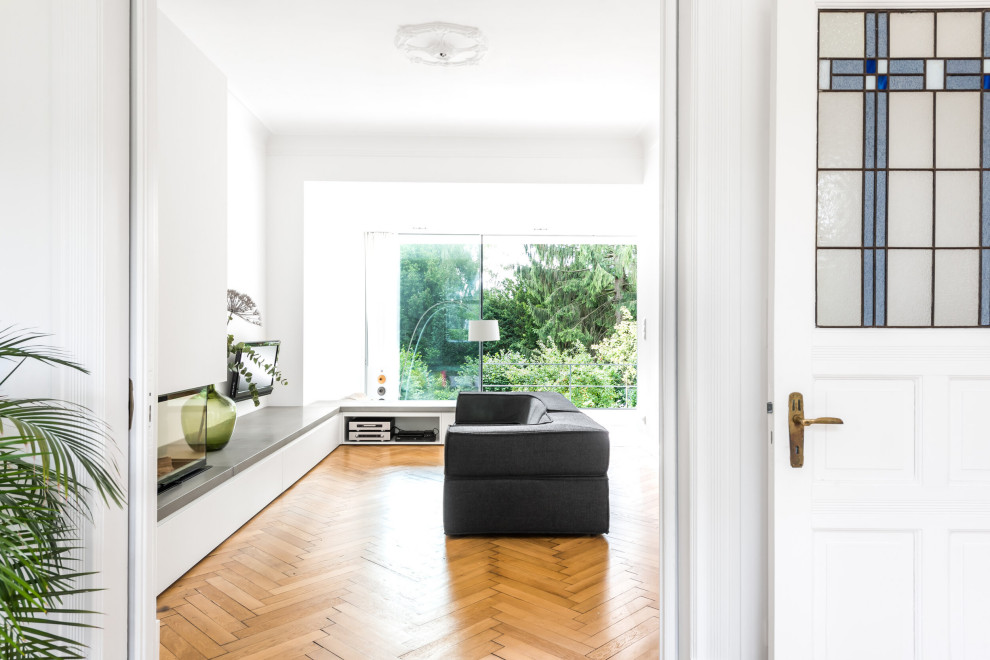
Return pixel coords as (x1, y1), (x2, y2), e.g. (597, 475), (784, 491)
(800, 416), (843, 427)
(788, 392), (843, 468)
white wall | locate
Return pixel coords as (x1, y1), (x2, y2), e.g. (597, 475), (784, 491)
(226, 92), (273, 414)
(157, 12), (228, 394)
(267, 135), (652, 408)
(302, 181), (657, 409)
(302, 187), (368, 401)
(1, 1), (53, 395)
(0, 1), (131, 655)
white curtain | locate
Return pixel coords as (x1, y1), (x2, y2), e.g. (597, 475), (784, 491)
(364, 232), (400, 399)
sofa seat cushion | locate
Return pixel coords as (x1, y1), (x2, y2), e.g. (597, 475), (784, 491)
(445, 413), (609, 478)
(443, 476), (609, 535)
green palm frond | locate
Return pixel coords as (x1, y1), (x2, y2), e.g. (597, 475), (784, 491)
(0, 399), (124, 508)
(0, 328), (87, 392)
(0, 326), (126, 659)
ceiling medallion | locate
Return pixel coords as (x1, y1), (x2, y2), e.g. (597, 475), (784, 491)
(395, 22), (488, 67)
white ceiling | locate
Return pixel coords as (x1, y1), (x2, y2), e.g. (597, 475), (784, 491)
(158, 0), (662, 139)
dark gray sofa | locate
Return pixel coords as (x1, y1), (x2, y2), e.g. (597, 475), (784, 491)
(443, 391), (610, 535)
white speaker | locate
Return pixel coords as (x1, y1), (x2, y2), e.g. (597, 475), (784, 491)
(368, 364), (398, 400)
(373, 370), (388, 400)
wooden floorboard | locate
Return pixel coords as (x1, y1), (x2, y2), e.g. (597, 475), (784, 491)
(159, 431), (660, 659)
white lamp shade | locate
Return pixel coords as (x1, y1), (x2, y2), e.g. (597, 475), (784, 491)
(468, 319), (500, 342)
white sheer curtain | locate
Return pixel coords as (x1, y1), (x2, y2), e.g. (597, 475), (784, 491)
(364, 232), (400, 399)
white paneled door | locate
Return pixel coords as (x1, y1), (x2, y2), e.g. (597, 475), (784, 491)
(773, 3), (990, 659)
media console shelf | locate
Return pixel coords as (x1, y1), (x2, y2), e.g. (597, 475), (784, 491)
(343, 412), (444, 444)
(339, 400), (456, 445)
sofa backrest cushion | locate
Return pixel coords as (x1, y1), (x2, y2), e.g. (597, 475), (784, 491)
(519, 391), (580, 413)
(455, 392), (551, 425)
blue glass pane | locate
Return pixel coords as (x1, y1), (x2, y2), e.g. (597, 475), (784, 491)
(878, 75), (888, 90)
(864, 250), (875, 326)
(947, 59), (982, 74)
(985, 74), (990, 90)
(865, 92), (876, 169)
(984, 94), (990, 168)
(876, 249), (887, 326)
(947, 75), (982, 90)
(889, 59), (925, 74)
(864, 170), (876, 247)
(983, 171), (990, 245)
(877, 93), (888, 169)
(982, 92), (990, 167)
(879, 13), (888, 58)
(866, 59), (877, 74)
(867, 13), (877, 58)
(983, 249), (990, 325)
(832, 76), (864, 90)
(889, 76), (924, 90)
(833, 60), (865, 74)
(876, 171), (887, 246)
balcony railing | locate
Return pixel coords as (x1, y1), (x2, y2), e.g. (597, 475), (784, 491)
(480, 361), (637, 409)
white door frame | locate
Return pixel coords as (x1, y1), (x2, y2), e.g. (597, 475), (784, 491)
(47, 1), (132, 655)
(128, 0), (160, 657)
(676, 0), (773, 657)
(660, 0), (679, 658)
(128, 1), (683, 658)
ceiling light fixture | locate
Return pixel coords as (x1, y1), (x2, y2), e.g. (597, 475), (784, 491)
(395, 22), (488, 66)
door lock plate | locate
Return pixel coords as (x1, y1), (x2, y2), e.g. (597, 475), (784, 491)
(788, 392), (843, 468)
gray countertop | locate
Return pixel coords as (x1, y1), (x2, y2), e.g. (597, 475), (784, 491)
(336, 399), (456, 414)
(157, 402), (340, 520)
(156, 399), (456, 520)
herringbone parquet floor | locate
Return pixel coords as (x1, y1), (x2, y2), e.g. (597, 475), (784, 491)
(157, 432), (660, 659)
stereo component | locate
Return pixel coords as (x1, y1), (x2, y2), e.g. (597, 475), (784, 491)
(348, 420), (392, 431)
(346, 417), (394, 442)
(348, 430), (390, 442)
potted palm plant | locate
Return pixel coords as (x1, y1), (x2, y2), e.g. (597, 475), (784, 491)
(0, 326), (125, 658)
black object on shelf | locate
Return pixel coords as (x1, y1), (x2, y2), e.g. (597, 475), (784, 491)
(392, 429), (438, 442)
(229, 340), (281, 402)
(157, 465), (211, 494)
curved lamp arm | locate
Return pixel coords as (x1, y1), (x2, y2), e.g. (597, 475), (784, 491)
(401, 300), (464, 399)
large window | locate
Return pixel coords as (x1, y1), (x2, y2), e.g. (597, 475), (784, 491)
(398, 237), (480, 399)
(397, 235), (637, 408)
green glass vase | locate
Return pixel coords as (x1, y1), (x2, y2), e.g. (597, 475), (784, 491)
(181, 385), (237, 452)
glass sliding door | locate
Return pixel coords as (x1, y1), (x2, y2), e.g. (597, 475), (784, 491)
(392, 234), (637, 407)
(481, 237), (638, 408)
(398, 236), (480, 400)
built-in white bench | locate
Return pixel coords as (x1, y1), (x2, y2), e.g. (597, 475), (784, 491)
(155, 400), (455, 594)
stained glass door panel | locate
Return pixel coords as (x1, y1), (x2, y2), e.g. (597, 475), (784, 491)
(817, 10), (990, 327)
